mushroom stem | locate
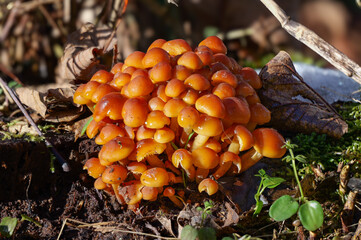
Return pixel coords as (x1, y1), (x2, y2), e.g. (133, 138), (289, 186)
(167, 195), (183, 208)
(213, 161), (232, 180)
(228, 142), (240, 154)
(240, 148), (263, 172)
(195, 168), (209, 183)
(146, 155), (165, 168)
(184, 166), (196, 182)
(112, 183), (126, 204)
(191, 134), (209, 151)
(165, 161), (181, 175)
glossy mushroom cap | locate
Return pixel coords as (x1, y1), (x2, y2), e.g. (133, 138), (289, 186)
(192, 147), (219, 169)
(198, 36), (227, 54)
(93, 92), (127, 122)
(140, 167), (169, 187)
(102, 164), (128, 184)
(95, 124), (126, 145)
(136, 139), (167, 162)
(162, 39), (192, 56)
(145, 110), (170, 129)
(195, 94), (226, 119)
(172, 149), (193, 170)
(98, 137), (135, 165)
(177, 106), (200, 130)
(142, 48), (170, 68)
(223, 97), (251, 126)
(198, 178), (219, 195)
(83, 157), (106, 178)
(253, 128), (286, 158)
(121, 97), (149, 128)
(193, 115), (223, 137)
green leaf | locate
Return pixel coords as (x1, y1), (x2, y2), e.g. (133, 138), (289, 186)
(269, 195), (299, 221)
(295, 155), (307, 163)
(181, 225), (198, 240)
(0, 217), (18, 237)
(263, 177), (285, 189)
(258, 169), (266, 176)
(81, 117), (93, 137)
(253, 200), (263, 216)
(196, 207), (203, 212)
(198, 227), (216, 240)
(221, 237), (234, 240)
(298, 201), (324, 231)
(20, 214), (42, 227)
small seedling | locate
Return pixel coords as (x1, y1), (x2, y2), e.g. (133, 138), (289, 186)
(80, 116), (93, 137)
(180, 200), (216, 240)
(253, 169), (285, 216)
(269, 140), (324, 232)
(0, 214), (41, 238)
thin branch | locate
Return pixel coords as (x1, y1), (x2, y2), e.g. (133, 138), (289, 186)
(260, 0), (361, 85)
(0, 76), (70, 172)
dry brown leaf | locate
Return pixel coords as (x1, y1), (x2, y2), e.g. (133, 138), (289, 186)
(59, 23), (117, 82)
(16, 87), (84, 123)
(222, 202), (239, 227)
(258, 51), (348, 138)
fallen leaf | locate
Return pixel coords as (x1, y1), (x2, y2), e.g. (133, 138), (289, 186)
(157, 214), (176, 237)
(223, 202), (239, 227)
(258, 51), (348, 138)
(58, 23), (117, 82)
(16, 87), (84, 122)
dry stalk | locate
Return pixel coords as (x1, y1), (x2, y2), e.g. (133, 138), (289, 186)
(260, 0), (361, 85)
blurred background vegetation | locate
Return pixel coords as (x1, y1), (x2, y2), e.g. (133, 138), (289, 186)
(1, 0), (361, 85)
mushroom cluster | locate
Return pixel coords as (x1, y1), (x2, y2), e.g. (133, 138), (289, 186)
(74, 36), (286, 209)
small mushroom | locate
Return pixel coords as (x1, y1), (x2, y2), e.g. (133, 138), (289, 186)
(198, 178), (219, 195)
(191, 115), (223, 151)
(163, 186), (183, 208)
(83, 157), (106, 178)
(240, 128), (286, 172)
(213, 151), (241, 179)
(102, 164), (128, 204)
(140, 167), (169, 187)
(98, 136), (135, 166)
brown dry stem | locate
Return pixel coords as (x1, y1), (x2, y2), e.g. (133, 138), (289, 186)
(260, 0), (361, 85)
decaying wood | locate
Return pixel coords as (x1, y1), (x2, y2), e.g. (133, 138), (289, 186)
(260, 0), (361, 85)
(259, 51), (348, 138)
(341, 191), (357, 233)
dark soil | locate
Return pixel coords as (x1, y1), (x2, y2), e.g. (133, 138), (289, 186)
(0, 132), (245, 239)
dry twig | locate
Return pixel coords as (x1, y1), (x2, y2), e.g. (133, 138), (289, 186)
(0, 76), (70, 172)
(260, 0), (361, 85)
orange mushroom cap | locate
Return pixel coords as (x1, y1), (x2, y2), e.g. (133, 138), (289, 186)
(136, 139), (167, 162)
(141, 186), (159, 201)
(223, 97), (251, 125)
(162, 39), (192, 56)
(177, 51), (203, 70)
(239, 67), (262, 90)
(101, 164), (128, 184)
(148, 97), (166, 111)
(198, 36), (227, 54)
(145, 110), (170, 129)
(253, 128), (286, 158)
(123, 75), (154, 98)
(98, 136), (135, 165)
(177, 106), (200, 130)
(90, 70), (114, 83)
(165, 79), (186, 98)
(95, 124), (127, 145)
(249, 103), (271, 125)
(172, 149), (193, 170)
(180, 88), (199, 105)
(93, 92), (127, 122)
(136, 125), (156, 141)
(193, 114), (223, 137)
(83, 157), (106, 178)
(195, 94), (226, 119)
(192, 147), (219, 169)
(211, 69), (238, 88)
(198, 178), (219, 195)
(110, 62), (124, 74)
(124, 51), (145, 69)
(184, 73), (211, 91)
(147, 39), (167, 51)
(163, 99), (188, 118)
(149, 61), (173, 83)
(173, 65), (193, 81)
(212, 82), (236, 99)
(121, 97), (149, 128)
(110, 72), (131, 90)
(91, 84), (117, 103)
(154, 127), (175, 143)
(142, 47), (171, 68)
(140, 167), (169, 187)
